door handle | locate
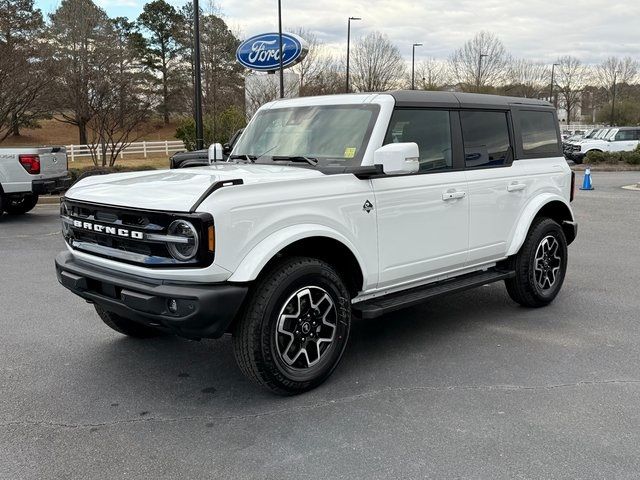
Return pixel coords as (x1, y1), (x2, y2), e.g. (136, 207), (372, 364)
(507, 183), (526, 192)
(442, 190), (466, 201)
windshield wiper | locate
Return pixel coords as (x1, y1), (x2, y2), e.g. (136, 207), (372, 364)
(272, 156), (318, 166)
(229, 154), (257, 163)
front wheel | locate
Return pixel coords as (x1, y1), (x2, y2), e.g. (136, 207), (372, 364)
(505, 218), (568, 308)
(233, 257), (351, 395)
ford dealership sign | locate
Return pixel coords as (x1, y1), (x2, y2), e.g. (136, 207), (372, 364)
(236, 32), (308, 71)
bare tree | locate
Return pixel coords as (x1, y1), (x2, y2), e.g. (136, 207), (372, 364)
(302, 57), (344, 96)
(449, 31), (510, 92)
(86, 19), (152, 166)
(48, 0), (115, 145)
(595, 56), (639, 123)
(555, 56), (587, 123)
(244, 73), (299, 118)
(0, 45), (51, 142)
(505, 59), (549, 98)
(351, 31), (405, 92)
(410, 58), (449, 90)
(288, 27), (340, 95)
(0, 0), (50, 138)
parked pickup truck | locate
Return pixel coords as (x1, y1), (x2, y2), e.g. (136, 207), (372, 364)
(56, 91), (577, 394)
(0, 147), (71, 215)
(169, 129), (244, 169)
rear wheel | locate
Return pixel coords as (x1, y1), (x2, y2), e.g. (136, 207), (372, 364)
(505, 218), (568, 308)
(95, 305), (166, 338)
(233, 257), (351, 395)
(4, 194), (38, 215)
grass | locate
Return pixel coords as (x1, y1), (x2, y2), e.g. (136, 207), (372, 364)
(1, 119), (180, 147)
(69, 156), (171, 170)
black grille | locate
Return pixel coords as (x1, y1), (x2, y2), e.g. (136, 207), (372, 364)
(61, 199), (214, 268)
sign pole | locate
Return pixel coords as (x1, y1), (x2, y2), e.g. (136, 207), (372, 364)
(278, 0), (284, 98)
(193, 0), (204, 149)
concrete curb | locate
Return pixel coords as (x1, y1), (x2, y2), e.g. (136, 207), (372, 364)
(37, 195), (63, 205)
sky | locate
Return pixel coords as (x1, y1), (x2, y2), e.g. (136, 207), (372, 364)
(34, 0), (640, 65)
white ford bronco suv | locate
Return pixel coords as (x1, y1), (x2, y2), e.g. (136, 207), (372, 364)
(0, 147), (70, 215)
(56, 91), (577, 394)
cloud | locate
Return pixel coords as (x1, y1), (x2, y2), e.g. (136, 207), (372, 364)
(38, 0), (639, 64)
(217, 0), (640, 64)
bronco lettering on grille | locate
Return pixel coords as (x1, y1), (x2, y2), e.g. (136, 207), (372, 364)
(72, 220), (143, 239)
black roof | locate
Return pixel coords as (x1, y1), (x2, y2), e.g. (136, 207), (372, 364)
(388, 90), (553, 109)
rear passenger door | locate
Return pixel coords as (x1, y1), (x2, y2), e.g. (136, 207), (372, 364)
(462, 110), (529, 264)
(608, 129), (640, 152)
(372, 108), (469, 289)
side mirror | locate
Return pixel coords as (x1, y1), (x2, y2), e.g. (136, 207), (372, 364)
(208, 143), (224, 163)
(374, 143), (419, 175)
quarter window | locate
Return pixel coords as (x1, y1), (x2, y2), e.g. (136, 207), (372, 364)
(385, 109), (452, 171)
(461, 111), (511, 168)
(519, 110), (559, 155)
(615, 130), (639, 141)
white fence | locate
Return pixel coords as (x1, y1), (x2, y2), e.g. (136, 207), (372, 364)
(66, 140), (185, 162)
(560, 124), (606, 133)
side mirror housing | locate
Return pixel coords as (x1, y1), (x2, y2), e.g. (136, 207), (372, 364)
(374, 143), (419, 175)
(208, 143), (224, 163)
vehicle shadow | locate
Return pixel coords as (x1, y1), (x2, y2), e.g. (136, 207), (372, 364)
(71, 284), (524, 415)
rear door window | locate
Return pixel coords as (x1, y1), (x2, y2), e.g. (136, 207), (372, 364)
(460, 111), (511, 168)
(518, 110), (559, 155)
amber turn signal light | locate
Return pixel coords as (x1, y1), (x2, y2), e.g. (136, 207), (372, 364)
(208, 225), (215, 252)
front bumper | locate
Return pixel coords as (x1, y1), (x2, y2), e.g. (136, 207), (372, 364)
(33, 174), (72, 194)
(55, 251), (248, 339)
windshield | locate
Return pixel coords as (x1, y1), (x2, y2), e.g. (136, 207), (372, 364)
(594, 129), (609, 139)
(232, 104), (380, 166)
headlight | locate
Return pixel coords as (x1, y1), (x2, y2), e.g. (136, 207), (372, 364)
(166, 220), (199, 261)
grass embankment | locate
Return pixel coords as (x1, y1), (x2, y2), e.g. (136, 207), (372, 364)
(1, 119), (179, 147)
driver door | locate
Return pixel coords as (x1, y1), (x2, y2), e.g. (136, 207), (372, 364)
(371, 108), (469, 289)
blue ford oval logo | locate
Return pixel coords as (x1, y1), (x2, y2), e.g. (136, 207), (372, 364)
(236, 32), (308, 71)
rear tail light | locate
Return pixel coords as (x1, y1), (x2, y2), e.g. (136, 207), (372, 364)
(19, 154), (40, 174)
(570, 171), (576, 202)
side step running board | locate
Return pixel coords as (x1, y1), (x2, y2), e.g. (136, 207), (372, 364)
(353, 268), (515, 319)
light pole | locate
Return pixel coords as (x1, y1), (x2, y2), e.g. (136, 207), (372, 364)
(193, 0), (204, 149)
(345, 16), (361, 93)
(611, 71), (617, 125)
(411, 43), (422, 90)
(550, 63), (560, 108)
(477, 53), (488, 92)
(277, 0), (284, 98)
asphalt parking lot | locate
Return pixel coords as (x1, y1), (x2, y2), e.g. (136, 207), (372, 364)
(1, 171), (640, 479)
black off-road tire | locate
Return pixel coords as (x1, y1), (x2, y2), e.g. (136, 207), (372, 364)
(95, 305), (165, 338)
(233, 257), (351, 395)
(5, 194), (39, 215)
(505, 217), (568, 308)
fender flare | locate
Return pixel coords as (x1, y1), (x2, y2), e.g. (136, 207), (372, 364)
(506, 193), (574, 256)
(227, 223), (369, 287)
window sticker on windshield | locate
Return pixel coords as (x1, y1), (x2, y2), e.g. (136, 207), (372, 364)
(344, 147), (356, 158)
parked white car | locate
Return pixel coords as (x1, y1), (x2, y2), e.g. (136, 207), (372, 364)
(0, 147), (70, 215)
(56, 91), (577, 394)
(566, 127), (640, 163)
